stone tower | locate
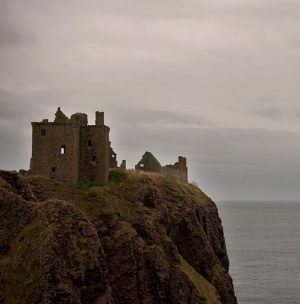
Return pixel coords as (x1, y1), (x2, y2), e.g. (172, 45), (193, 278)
(30, 108), (112, 184)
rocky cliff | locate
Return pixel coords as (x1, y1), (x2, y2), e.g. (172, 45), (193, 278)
(0, 169), (237, 304)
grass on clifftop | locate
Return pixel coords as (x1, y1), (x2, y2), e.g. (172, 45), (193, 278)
(25, 169), (211, 217)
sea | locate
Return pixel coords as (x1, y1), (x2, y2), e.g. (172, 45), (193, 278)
(217, 201), (300, 304)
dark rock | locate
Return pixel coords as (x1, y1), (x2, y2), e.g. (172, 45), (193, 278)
(0, 170), (237, 304)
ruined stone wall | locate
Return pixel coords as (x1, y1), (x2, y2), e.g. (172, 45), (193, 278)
(120, 160), (126, 170)
(178, 156), (188, 183)
(135, 152), (161, 173)
(161, 166), (183, 181)
(109, 145), (117, 168)
(81, 126), (110, 183)
(30, 123), (80, 183)
(161, 156), (188, 183)
(135, 153), (188, 183)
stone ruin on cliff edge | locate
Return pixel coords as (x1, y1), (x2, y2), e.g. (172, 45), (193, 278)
(30, 108), (188, 184)
(135, 151), (188, 183)
(30, 107), (125, 184)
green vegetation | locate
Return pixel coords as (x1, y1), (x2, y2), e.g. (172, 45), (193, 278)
(77, 180), (104, 189)
(108, 169), (128, 183)
(76, 169), (128, 189)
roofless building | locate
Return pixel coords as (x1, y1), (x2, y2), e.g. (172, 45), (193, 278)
(30, 107), (119, 184)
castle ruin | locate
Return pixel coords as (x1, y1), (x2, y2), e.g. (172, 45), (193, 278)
(135, 151), (188, 183)
(30, 108), (124, 184)
(30, 108), (187, 184)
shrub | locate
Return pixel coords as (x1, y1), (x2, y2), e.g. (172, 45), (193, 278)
(108, 169), (127, 183)
(77, 180), (104, 189)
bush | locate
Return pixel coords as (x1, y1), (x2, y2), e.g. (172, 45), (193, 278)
(108, 169), (127, 183)
(77, 180), (104, 189)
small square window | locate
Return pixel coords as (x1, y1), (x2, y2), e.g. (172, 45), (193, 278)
(61, 145), (66, 154)
(88, 140), (91, 147)
(52, 167), (55, 172)
(41, 129), (46, 136)
(92, 156), (96, 162)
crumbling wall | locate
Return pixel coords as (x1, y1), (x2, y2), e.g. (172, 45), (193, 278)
(120, 160), (126, 170)
(135, 152), (161, 173)
(135, 153), (188, 183)
(162, 156), (188, 183)
(109, 145), (117, 168)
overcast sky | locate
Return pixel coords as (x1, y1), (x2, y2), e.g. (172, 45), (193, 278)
(1, 0), (300, 201)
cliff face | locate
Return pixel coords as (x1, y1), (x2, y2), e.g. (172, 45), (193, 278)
(0, 170), (237, 304)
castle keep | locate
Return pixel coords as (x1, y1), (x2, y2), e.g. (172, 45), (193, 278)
(30, 108), (121, 184)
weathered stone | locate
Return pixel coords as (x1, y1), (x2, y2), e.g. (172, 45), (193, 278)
(135, 151), (188, 183)
(30, 108), (117, 184)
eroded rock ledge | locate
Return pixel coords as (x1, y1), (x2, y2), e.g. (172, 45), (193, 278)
(0, 170), (237, 304)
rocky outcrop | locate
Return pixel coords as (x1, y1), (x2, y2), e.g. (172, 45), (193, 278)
(0, 170), (237, 304)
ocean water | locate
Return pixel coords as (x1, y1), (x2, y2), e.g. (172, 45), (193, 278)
(217, 201), (300, 304)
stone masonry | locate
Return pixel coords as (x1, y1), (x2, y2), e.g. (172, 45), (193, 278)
(30, 108), (187, 184)
(135, 151), (188, 183)
(30, 108), (122, 184)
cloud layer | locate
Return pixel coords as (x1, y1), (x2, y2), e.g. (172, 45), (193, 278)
(1, 0), (300, 200)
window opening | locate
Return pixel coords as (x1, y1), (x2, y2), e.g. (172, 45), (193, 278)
(52, 167), (55, 172)
(88, 140), (91, 147)
(92, 156), (96, 162)
(41, 129), (46, 136)
(61, 145), (66, 154)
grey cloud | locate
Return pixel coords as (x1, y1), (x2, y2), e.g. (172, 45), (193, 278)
(250, 104), (286, 122)
(1, 0), (300, 202)
(115, 109), (210, 127)
(0, 2), (34, 47)
(234, 101), (300, 124)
